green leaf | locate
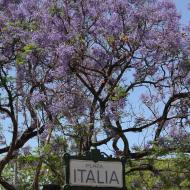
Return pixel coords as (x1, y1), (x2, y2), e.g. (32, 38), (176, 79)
(180, 179), (190, 187)
(23, 43), (37, 53)
(110, 85), (127, 101)
(49, 5), (63, 16)
(16, 53), (25, 65)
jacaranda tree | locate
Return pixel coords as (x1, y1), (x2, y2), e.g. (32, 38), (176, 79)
(0, 0), (190, 189)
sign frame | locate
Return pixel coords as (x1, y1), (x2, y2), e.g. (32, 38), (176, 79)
(63, 149), (127, 190)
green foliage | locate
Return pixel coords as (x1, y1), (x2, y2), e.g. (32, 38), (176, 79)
(3, 142), (65, 190)
(7, 20), (39, 31)
(0, 76), (14, 87)
(16, 43), (39, 65)
(2, 148), (190, 190)
(180, 179), (190, 188)
(1, 136), (68, 189)
(126, 156), (190, 190)
(111, 86), (127, 101)
(49, 5), (63, 16)
(107, 35), (115, 44)
(23, 44), (37, 53)
(16, 53), (25, 65)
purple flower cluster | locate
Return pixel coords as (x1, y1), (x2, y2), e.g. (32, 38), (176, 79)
(1, 0), (189, 159)
(30, 92), (46, 106)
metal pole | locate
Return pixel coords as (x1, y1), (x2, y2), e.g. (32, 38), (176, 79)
(91, 129), (97, 150)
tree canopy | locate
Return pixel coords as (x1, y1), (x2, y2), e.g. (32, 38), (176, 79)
(0, 0), (190, 189)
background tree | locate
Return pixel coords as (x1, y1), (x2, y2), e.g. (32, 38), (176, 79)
(0, 0), (190, 189)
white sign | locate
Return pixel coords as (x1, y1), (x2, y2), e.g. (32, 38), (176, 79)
(69, 159), (123, 188)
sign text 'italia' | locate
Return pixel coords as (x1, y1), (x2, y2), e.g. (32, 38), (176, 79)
(69, 160), (123, 188)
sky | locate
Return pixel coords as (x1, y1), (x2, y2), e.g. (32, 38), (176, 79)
(174, 0), (190, 24)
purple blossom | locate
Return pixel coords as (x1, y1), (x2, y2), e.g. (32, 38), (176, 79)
(30, 93), (46, 106)
(57, 45), (74, 58)
(51, 143), (59, 151)
(48, 31), (62, 41)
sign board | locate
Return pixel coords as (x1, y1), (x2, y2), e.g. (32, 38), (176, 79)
(63, 149), (127, 190)
(70, 160), (123, 188)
